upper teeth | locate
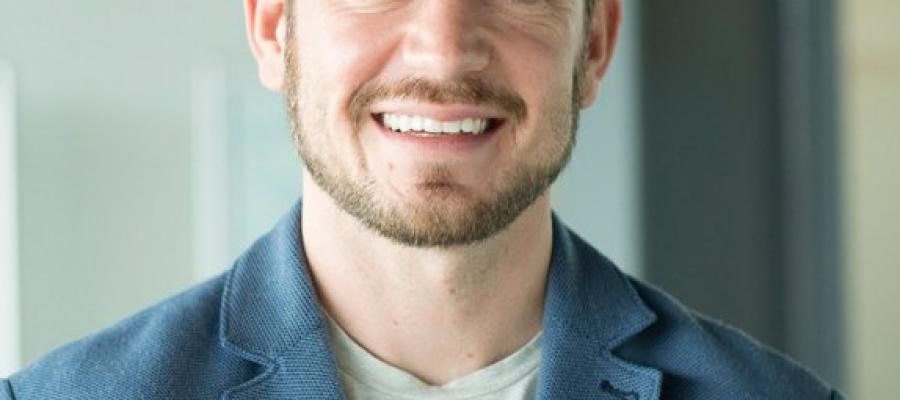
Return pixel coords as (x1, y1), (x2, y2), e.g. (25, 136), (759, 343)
(382, 113), (490, 135)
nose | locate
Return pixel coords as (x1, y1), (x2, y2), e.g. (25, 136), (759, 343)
(401, 0), (491, 78)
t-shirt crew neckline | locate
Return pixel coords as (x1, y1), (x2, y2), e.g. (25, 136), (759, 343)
(325, 314), (542, 399)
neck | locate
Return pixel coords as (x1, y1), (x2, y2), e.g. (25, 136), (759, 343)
(300, 174), (553, 385)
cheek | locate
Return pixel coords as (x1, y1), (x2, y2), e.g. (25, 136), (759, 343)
(509, 62), (577, 164)
(493, 25), (579, 109)
(296, 17), (397, 140)
(300, 14), (396, 92)
(505, 53), (576, 137)
(293, 19), (397, 167)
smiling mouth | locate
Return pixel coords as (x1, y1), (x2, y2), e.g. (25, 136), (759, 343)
(374, 113), (505, 138)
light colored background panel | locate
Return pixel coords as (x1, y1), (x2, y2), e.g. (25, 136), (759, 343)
(841, 0), (900, 398)
(0, 0), (255, 365)
(0, 61), (21, 376)
(224, 78), (299, 261)
(191, 60), (231, 283)
(190, 67), (301, 283)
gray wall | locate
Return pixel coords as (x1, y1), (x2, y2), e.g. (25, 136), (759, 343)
(640, 0), (843, 386)
(641, 0), (784, 347)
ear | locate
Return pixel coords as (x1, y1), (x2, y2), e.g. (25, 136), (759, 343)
(578, 0), (622, 108)
(244, 0), (288, 92)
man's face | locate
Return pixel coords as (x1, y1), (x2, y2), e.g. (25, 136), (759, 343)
(282, 0), (603, 247)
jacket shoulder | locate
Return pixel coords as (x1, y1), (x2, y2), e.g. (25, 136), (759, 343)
(0, 379), (12, 400)
(6, 275), (260, 400)
(618, 277), (841, 399)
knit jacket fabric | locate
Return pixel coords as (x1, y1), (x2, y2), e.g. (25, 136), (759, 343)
(2, 201), (843, 399)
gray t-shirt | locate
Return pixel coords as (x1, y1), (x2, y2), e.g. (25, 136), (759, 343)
(326, 316), (541, 400)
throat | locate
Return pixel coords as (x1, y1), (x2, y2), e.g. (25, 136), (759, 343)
(300, 180), (553, 385)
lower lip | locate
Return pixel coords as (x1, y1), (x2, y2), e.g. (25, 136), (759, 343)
(372, 115), (499, 152)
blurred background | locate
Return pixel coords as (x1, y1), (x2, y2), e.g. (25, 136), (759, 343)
(0, 0), (897, 397)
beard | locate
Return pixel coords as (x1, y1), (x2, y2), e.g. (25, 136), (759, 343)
(283, 30), (585, 248)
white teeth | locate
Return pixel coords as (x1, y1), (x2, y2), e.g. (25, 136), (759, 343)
(461, 118), (475, 132)
(423, 118), (441, 133)
(443, 121), (461, 133)
(410, 116), (423, 131)
(399, 115), (411, 132)
(381, 113), (490, 135)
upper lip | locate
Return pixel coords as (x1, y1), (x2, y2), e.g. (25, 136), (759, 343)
(370, 102), (507, 122)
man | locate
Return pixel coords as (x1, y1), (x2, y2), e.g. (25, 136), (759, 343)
(2, 0), (843, 398)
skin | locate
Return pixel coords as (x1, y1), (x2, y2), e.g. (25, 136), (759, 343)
(245, 0), (621, 385)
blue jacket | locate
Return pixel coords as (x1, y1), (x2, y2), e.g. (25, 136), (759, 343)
(2, 202), (842, 399)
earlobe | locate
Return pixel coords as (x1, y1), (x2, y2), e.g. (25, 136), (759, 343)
(579, 81), (601, 109)
(244, 0), (288, 92)
(578, 0), (622, 108)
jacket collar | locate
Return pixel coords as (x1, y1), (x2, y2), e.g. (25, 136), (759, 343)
(219, 201), (343, 399)
(538, 217), (662, 399)
(219, 200), (321, 360)
(220, 201), (661, 399)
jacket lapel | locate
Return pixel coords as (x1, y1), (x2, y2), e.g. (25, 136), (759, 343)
(538, 217), (662, 400)
(223, 332), (344, 400)
(219, 201), (343, 400)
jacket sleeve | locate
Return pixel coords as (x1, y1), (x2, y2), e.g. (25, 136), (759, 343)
(831, 389), (845, 400)
(0, 379), (14, 400)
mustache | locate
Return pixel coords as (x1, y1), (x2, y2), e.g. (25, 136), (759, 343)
(349, 77), (528, 129)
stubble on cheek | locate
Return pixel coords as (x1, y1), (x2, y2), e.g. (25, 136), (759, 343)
(283, 31), (360, 204)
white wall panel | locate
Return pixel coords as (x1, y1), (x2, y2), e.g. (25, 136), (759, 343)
(0, 0), (254, 365)
(191, 60), (231, 283)
(0, 61), (21, 376)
